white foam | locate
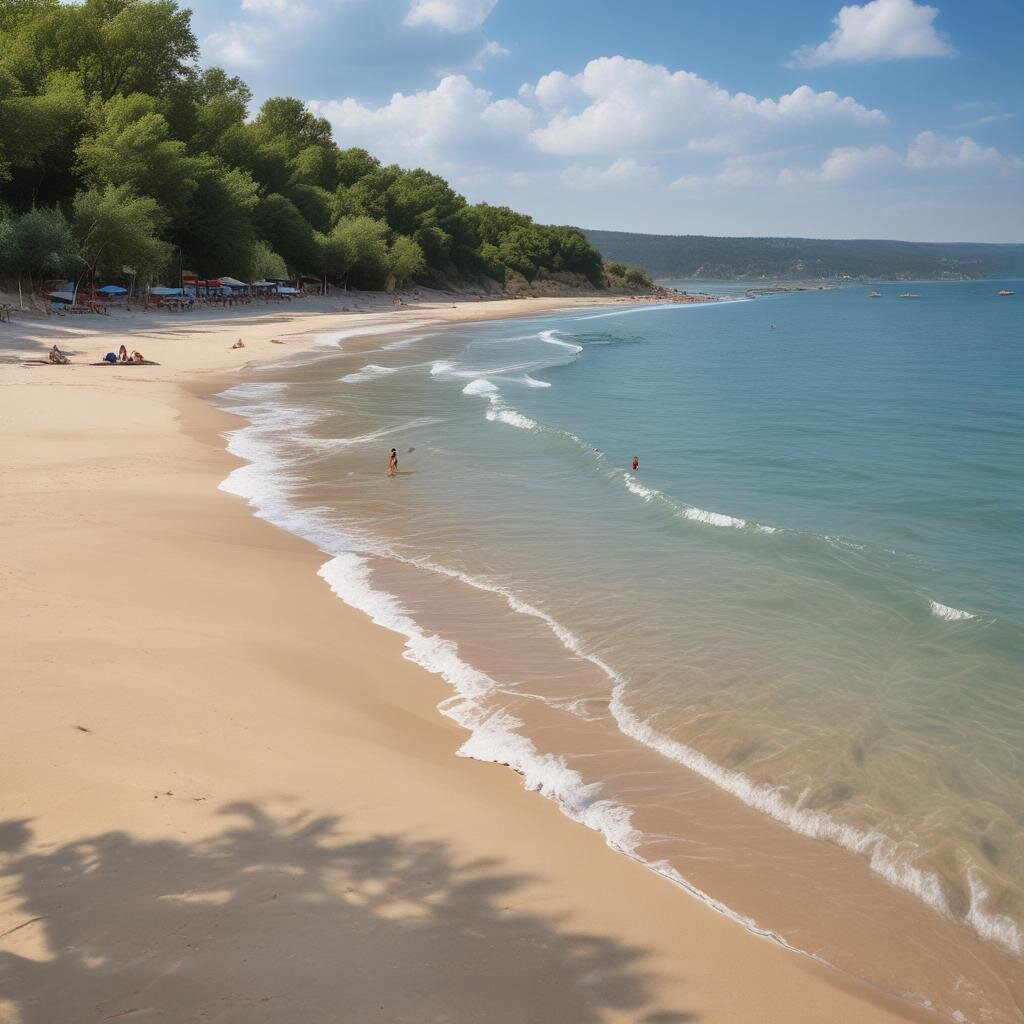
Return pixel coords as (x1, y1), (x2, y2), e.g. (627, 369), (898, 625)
(929, 600), (977, 622)
(215, 380), (1023, 964)
(522, 375), (551, 388)
(538, 328), (583, 353)
(462, 378), (499, 396)
(680, 505), (748, 529)
(316, 321), (429, 348)
(619, 471), (754, 530)
(340, 363), (402, 383)
(965, 870), (1024, 956)
(304, 416), (440, 450)
(571, 300), (734, 321)
(624, 477), (656, 501)
(486, 407), (538, 430)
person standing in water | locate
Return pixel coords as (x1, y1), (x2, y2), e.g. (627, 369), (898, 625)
(387, 448), (399, 476)
(632, 456), (639, 473)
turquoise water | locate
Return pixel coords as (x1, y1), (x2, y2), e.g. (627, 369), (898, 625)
(220, 281), (1024, 1019)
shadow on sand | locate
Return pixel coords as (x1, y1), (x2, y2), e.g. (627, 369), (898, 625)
(0, 801), (698, 1023)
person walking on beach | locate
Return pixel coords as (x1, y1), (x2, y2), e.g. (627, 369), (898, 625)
(387, 448), (399, 476)
(632, 456), (639, 473)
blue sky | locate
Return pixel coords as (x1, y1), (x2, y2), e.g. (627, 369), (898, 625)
(188, 0), (1024, 241)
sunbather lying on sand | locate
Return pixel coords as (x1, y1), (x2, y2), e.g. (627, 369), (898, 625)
(131, 351), (144, 363)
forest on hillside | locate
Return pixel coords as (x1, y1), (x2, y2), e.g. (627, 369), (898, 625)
(0, 0), (648, 294)
(585, 230), (1024, 282)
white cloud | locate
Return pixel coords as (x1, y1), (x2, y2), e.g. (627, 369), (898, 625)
(790, 0), (954, 67)
(309, 75), (533, 171)
(201, 0), (501, 96)
(780, 132), (1021, 184)
(905, 131), (1021, 171)
(561, 158), (659, 189)
(667, 174), (702, 190)
(779, 144), (899, 183)
(525, 57), (885, 157)
(404, 0), (496, 32)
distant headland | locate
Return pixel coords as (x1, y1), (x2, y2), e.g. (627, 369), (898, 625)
(585, 230), (1024, 282)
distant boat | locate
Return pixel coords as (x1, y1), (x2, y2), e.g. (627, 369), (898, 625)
(868, 289), (882, 297)
(997, 289), (1014, 296)
(898, 292), (921, 298)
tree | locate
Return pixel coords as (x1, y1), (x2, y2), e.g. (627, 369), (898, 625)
(54, 0), (199, 102)
(253, 193), (319, 274)
(182, 67), (252, 154)
(251, 97), (332, 159)
(331, 216), (389, 289)
(0, 206), (81, 283)
(388, 235), (425, 288)
(0, 0), (628, 297)
(0, 70), (87, 207)
(248, 240), (288, 281)
(315, 228), (353, 283)
(73, 185), (170, 280)
(176, 161), (259, 278)
(286, 183), (333, 234)
(76, 93), (199, 219)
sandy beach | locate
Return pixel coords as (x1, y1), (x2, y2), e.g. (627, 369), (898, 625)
(1, 295), (939, 1023)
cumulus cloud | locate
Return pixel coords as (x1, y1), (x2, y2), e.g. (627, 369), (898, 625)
(525, 57), (885, 157)
(404, 0), (496, 31)
(309, 75), (533, 171)
(905, 130), (1021, 171)
(780, 132), (1020, 184)
(790, 0), (954, 68)
(561, 158), (659, 189)
(201, 0), (502, 98)
(779, 144), (898, 183)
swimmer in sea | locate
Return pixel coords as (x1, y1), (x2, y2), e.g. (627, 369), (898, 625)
(632, 456), (639, 473)
(387, 447), (398, 476)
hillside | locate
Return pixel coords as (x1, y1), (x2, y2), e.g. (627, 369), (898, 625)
(584, 230), (1024, 282)
(0, 0), (646, 296)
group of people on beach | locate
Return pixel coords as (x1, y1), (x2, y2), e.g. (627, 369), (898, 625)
(105, 345), (145, 364)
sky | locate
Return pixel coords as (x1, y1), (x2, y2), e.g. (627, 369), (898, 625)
(187, 0), (1024, 242)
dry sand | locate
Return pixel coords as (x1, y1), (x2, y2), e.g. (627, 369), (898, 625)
(0, 296), (939, 1023)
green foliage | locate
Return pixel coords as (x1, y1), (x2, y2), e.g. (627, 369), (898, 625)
(286, 183), (333, 233)
(73, 184), (170, 278)
(331, 216), (389, 289)
(254, 193), (319, 275)
(76, 93), (199, 219)
(0, 0), (630, 292)
(0, 206), (81, 278)
(603, 260), (652, 291)
(176, 161), (259, 278)
(248, 240), (288, 281)
(388, 235), (426, 287)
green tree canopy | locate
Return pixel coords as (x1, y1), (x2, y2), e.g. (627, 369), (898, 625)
(0, 0), (643, 293)
(73, 184), (170, 279)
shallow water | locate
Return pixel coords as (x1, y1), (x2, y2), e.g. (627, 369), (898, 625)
(218, 280), (1024, 1022)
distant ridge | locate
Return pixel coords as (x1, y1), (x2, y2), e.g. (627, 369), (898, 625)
(584, 230), (1024, 282)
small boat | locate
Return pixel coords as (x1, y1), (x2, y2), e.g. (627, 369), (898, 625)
(997, 289), (1014, 296)
(898, 292), (921, 298)
(868, 289), (882, 297)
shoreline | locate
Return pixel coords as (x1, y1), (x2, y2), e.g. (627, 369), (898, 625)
(1, 296), (945, 1022)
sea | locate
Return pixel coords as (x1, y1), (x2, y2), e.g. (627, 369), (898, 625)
(216, 279), (1024, 1022)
